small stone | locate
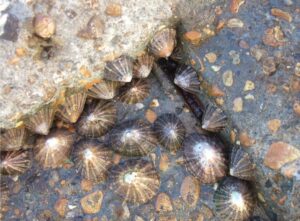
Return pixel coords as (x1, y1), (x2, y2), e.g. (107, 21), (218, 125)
(215, 97), (224, 106)
(15, 48), (26, 57)
(113, 153), (122, 165)
(211, 65), (221, 72)
(180, 176), (200, 208)
(293, 101), (300, 116)
(135, 103), (144, 110)
(267, 119), (281, 134)
(80, 191), (103, 214)
(227, 18), (244, 28)
(184, 31), (201, 45)
(135, 215), (144, 221)
(233, 97), (243, 112)
(150, 99), (159, 108)
(295, 63), (300, 77)
(208, 85), (225, 97)
(229, 50), (240, 65)
(262, 57), (276, 75)
(33, 14), (55, 39)
(145, 109), (157, 123)
(230, 0), (245, 14)
(271, 8), (292, 22)
(155, 193), (173, 212)
(281, 161), (299, 179)
(262, 26), (286, 47)
(159, 153), (170, 172)
(239, 131), (255, 147)
(244, 80), (255, 91)
(54, 198), (68, 217)
(230, 130), (236, 143)
(105, 3), (122, 17)
(222, 70), (234, 87)
(264, 142), (300, 170)
(205, 52), (217, 63)
(244, 94), (255, 100)
(250, 46), (267, 61)
(81, 179), (94, 192)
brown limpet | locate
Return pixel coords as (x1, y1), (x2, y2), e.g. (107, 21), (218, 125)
(119, 79), (150, 104)
(133, 53), (154, 78)
(149, 28), (176, 58)
(202, 104), (227, 132)
(174, 65), (200, 94)
(0, 127), (28, 151)
(87, 80), (120, 100)
(0, 150), (30, 175)
(103, 55), (133, 82)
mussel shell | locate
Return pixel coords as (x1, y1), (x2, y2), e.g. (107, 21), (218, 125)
(57, 92), (87, 124)
(174, 65), (200, 94)
(230, 147), (255, 181)
(109, 159), (160, 204)
(34, 129), (75, 168)
(213, 176), (255, 221)
(133, 53), (154, 78)
(103, 55), (133, 82)
(0, 150), (30, 175)
(119, 79), (150, 104)
(76, 100), (117, 137)
(153, 113), (186, 152)
(73, 139), (113, 182)
(0, 127), (28, 151)
(149, 28), (176, 58)
(202, 104), (227, 132)
(109, 119), (157, 156)
(183, 133), (227, 184)
(88, 80), (120, 100)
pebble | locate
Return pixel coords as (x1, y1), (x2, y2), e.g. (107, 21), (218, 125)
(267, 119), (281, 134)
(233, 97), (243, 112)
(80, 191), (103, 214)
(155, 193), (173, 212)
(105, 3), (122, 17)
(281, 161), (299, 179)
(215, 97), (224, 106)
(262, 57), (276, 75)
(159, 153), (170, 172)
(184, 31), (202, 45)
(239, 131), (255, 147)
(229, 50), (240, 65)
(145, 109), (157, 123)
(150, 99), (160, 107)
(208, 85), (225, 97)
(264, 142), (300, 170)
(180, 176), (200, 208)
(211, 65), (221, 72)
(223, 70), (234, 87)
(227, 18), (244, 28)
(250, 46), (267, 61)
(80, 179), (94, 192)
(244, 94), (255, 100)
(271, 8), (292, 22)
(54, 198), (68, 217)
(262, 26), (286, 47)
(243, 80), (255, 91)
(135, 103), (144, 110)
(205, 52), (217, 63)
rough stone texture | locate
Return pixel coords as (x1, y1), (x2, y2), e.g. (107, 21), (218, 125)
(179, 0), (300, 220)
(0, 0), (176, 129)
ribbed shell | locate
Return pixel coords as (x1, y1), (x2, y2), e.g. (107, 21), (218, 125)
(174, 65), (200, 93)
(74, 139), (113, 182)
(202, 104), (227, 132)
(103, 55), (133, 82)
(34, 129), (75, 169)
(230, 147), (255, 181)
(76, 101), (117, 137)
(149, 28), (176, 58)
(213, 177), (254, 221)
(25, 105), (56, 135)
(119, 79), (150, 104)
(0, 127), (28, 151)
(109, 119), (157, 156)
(153, 113), (186, 152)
(88, 80), (120, 100)
(57, 92), (87, 124)
(183, 133), (227, 184)
(110, 159), (160, 204)
(133, 53), (154, 78)
(0, 150), (30, 175)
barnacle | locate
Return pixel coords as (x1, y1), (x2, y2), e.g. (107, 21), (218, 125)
(57, 91), (87, 124)
(88, 80), (120, 100)
(110, 159), (160, 204)
(103, 55), (133, 82)
(34, 129), (75, 169)
(149, 28), (176, 58)
(76, 100), (117, 137)
(183, 133), (227, 184)
(74, 139), (113, 182)
(153, 113), (186, 152)
(174, 65), (200, 94)
(109, 119), (157, 156)
(133, 53), (154, 78)
(202, 104), (227, 132)
(25, 105), (56, 135)
(230, 147), (255, 181)
(0, 151), (30, 175)
(0, 127), (28, 151)
(213, 177), (254, 221)
(119, 79), (150, 104)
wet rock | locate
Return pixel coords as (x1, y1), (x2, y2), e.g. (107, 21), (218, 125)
(80, 191), (103, 214)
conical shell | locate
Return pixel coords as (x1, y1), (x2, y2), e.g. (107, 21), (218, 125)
(153, 113), (186, 152)
(149, 28), (176, 58)
(174, 65), (200, 93)
(183, 133), (227, 184)
(76, 101), (117, 137)
(34, 129), (75, 169)
(74, 139), (113, 182)
(230, 147), (255, 181)
(110, 159), (160, 204)
(170, 44), (184, 62)
(103, 55), (133, 82)
(109, 119), (157, 156)
(0, 150), (30, 175)
(88, 80), (120, 100)
(119, 79), (150, 104)
(25, 105), (55, 135)
(133, 53), (154, 78)
(213, 177), (254, 221)
(57, 92), (87, 124)
(202, 104), (227, 132)
(0, 127), (28, 151)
